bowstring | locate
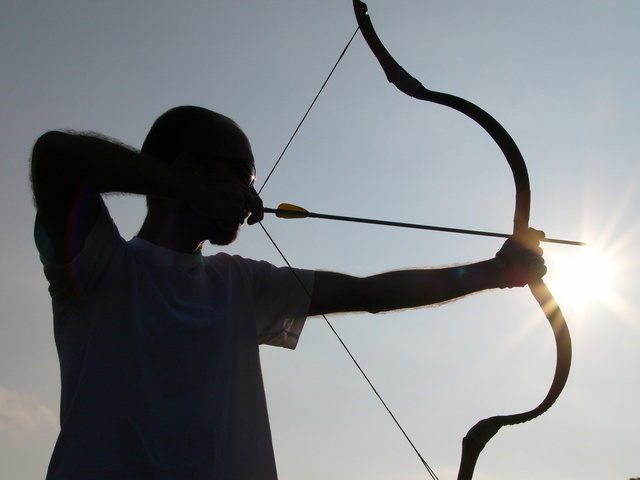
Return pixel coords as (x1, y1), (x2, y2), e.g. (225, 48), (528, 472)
(257, 27), (359, 196)
(256, 24), (439, 480)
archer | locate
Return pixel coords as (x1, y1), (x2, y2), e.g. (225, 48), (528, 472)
(31, 105), (546, 479)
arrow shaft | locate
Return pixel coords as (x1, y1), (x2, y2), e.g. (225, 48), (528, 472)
(263, 207), (585, 246)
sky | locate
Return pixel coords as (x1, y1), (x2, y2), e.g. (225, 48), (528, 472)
(1, 0), (639, 479)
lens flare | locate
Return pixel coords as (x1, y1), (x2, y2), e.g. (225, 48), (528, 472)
(546, 246), (615, 313)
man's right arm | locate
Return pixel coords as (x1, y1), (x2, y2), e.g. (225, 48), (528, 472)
(30, 131), (202, 263)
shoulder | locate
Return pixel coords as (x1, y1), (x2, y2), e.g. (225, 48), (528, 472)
(204, 252), (268, 278)
(36, 199), (125, 300)
(36, 197), (117, 262)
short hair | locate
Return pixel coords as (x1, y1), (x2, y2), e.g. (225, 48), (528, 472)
(141, 106), (238, 164)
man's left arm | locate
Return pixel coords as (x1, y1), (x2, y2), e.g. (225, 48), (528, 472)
(308, 228), (546, 317)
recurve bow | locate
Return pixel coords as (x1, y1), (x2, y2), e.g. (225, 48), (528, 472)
(351, 2), (572, 478)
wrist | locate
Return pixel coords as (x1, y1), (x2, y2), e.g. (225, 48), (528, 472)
(490, 256), (509, 289)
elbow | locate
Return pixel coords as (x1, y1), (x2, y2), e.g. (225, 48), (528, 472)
(32, 131), (68, 166)
(30, 131), (71, 205)
(358, 276), (389, 314)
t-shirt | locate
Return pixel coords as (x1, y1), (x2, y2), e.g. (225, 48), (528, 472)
(35, 200), (314, 480)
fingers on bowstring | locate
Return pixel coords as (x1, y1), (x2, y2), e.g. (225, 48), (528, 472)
(245, 187), (264, 225)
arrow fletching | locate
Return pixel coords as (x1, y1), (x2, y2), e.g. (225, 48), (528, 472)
(274, 203), (309, 219)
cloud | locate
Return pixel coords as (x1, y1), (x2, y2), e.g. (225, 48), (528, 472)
(0, 386), (58, 442)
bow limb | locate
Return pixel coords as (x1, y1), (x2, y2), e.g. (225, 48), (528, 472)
(456, 280), (571, 480)
(353, 0), (531, 229)
(353, 2), (572, 479)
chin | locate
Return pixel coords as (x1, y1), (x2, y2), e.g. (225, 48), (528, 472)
(206, 226), (240, 246)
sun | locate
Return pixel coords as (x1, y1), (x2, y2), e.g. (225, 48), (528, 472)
(545, 246), (615, 312)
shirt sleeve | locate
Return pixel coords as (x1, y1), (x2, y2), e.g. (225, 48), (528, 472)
(248, 260), (315, 349)
(34, 198), (123, 303)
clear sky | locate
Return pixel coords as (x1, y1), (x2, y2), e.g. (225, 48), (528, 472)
(1, 1), (639, 479)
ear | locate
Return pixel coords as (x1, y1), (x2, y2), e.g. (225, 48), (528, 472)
(174, 152), (200, 174)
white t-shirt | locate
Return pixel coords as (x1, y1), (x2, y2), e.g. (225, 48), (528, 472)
(36, 201), (314, 479)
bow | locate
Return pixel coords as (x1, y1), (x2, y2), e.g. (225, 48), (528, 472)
(352, 1), (572, 478)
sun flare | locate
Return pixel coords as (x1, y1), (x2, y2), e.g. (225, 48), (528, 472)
(546, 246), (615, 311)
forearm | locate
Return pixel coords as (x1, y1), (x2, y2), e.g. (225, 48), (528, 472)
(31, 131), (197, 206)
(310, 259), (503, 316)
(362, 259), (503, 313)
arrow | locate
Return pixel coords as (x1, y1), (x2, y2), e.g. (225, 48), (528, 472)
(264, 203), (586, 246)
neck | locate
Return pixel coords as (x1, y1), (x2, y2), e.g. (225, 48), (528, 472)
(138, 206), (204, 254)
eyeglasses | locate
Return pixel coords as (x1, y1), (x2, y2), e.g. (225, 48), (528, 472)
(204, 156), (257, 187)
